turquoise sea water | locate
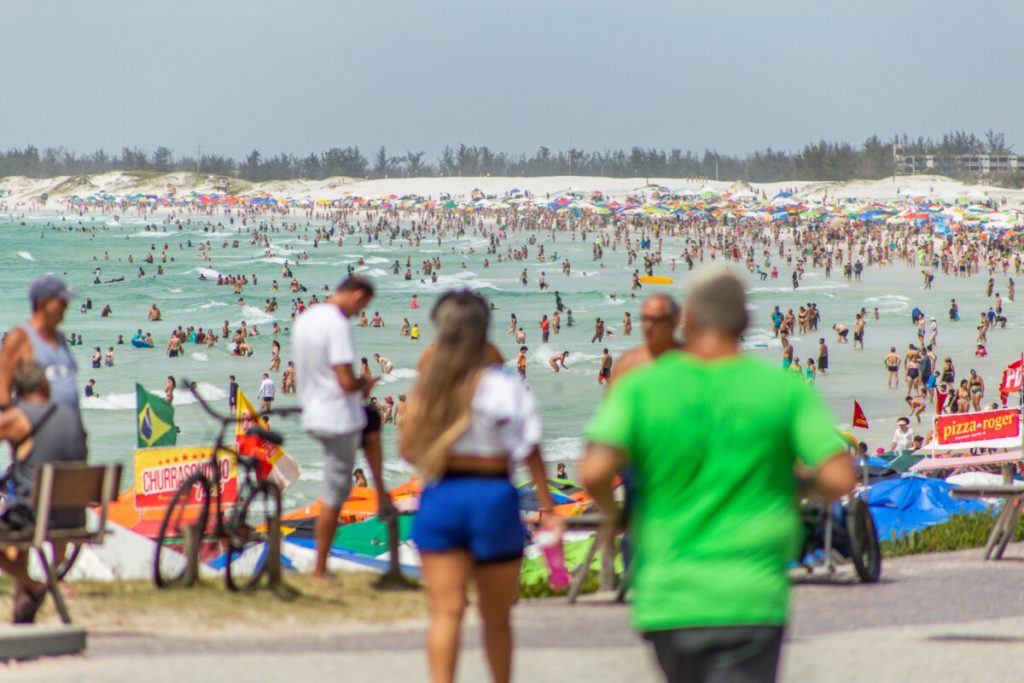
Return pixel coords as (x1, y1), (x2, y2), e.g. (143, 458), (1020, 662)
(0, 208), (1017, 510)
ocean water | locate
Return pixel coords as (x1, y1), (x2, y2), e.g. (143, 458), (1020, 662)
(0, 210), (1015, 510)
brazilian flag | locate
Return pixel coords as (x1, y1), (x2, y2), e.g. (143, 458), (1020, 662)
(136, 383), (176, 448)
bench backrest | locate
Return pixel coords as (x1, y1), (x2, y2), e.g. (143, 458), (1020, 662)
(31, 463), (123, 548)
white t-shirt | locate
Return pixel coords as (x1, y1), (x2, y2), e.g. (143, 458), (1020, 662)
(892, 427), (915, 452)
(292, 303), (366, 434)
(450, 367), (542, 462)
(257, 377), (276, 401)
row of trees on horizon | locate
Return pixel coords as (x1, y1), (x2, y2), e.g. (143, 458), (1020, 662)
(0, 130), (1015, 184)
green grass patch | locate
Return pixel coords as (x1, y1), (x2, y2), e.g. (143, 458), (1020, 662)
(880, 513), (1022, 558)
(0, 572), (427, 630)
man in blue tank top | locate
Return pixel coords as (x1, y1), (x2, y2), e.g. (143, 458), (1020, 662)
(0, 276), (80, 416)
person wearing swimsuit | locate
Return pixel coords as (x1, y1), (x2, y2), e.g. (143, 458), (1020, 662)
(968, 370), (985, 411)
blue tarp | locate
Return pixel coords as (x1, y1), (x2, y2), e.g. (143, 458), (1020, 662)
(864, 476), (987, 541)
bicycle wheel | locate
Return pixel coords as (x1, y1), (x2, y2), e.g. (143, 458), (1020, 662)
(225, 480), (282, 591)
(154, 473), (211, 588)
(845, 496), (881, 583)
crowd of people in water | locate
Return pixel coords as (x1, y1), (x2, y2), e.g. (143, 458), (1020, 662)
(4, 189), (1021, 460)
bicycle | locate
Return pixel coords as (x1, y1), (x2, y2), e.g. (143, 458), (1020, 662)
(153, 378), (300, 590)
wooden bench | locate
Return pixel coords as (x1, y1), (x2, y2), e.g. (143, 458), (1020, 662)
(0, 463), (122, 626)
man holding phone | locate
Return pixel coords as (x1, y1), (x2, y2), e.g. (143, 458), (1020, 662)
(293, 275), (389, 580)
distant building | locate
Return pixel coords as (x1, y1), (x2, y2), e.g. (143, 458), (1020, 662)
(895, 154), (936, 175)
(959, 154), (1021, 174)
(895, 147), (1020, 176)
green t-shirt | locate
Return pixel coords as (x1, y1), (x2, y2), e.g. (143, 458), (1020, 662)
(585, 350), (843, 632)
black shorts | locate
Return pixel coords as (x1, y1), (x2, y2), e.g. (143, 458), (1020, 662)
(645, 626), (783, 683)
(818, 357), (828, 370)
(599, 367), (611, 379)
(854, 332), (863, 342)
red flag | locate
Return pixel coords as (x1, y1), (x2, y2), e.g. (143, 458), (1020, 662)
(852, 401), (869, 429)
(936, 391), (948, 415)
(999, 355), (1023, 395)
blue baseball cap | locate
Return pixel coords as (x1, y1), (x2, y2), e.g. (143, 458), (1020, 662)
(28, 276), (77, 307)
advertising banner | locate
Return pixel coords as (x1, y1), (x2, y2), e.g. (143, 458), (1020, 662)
(934, 408), (1020, 446)
(133, 446), (237, 509)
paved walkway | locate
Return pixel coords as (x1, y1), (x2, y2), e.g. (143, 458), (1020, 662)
(4, 543), (1024, 682)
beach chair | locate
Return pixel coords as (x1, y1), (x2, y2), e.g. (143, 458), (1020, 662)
(0, 463), (122, 626)
(564, 513), (619, 603)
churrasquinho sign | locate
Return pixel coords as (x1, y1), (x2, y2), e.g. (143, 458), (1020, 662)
(133, 447), (237, 509)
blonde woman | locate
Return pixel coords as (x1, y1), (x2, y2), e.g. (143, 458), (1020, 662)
(400, 290), (561, 683)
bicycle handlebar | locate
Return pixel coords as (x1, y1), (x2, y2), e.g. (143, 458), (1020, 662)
(181, 377), (302, 425)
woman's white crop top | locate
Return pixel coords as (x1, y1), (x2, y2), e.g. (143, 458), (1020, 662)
(449, 367), (542, 462)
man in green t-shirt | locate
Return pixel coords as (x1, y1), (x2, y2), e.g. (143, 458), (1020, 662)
(581, 267), (856, 683)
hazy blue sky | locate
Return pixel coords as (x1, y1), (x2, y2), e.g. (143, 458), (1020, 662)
(2, 0), (1020, 159)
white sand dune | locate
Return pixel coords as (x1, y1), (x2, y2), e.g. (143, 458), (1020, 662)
(1, 171), (1021, 207)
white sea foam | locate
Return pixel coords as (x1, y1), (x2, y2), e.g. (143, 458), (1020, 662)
(378, 367), (419, 384)
(750, 282), (848, 294)
(175, 382), (227, 405)
(190, 352), (209, 362)
(81, 392), (135, 411)
(543, 436), (584, 461)
(741, 335), (776, 350)
(531, 346), (603, 364)
(16, 251), (35, 261)
(81, 381), (226, 410)
(864, 294), (912, 314)
(237, 305), (276, 325)
(435, 271), (499, 290)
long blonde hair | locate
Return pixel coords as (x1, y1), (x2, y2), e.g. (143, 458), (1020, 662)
(399, 291), (491, 481)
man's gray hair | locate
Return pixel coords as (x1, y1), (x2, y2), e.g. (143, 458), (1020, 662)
(12, 361), (47, 396)
(684, 266), (748, 338)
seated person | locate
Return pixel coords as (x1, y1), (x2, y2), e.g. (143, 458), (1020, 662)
(0, 362), (87, 623)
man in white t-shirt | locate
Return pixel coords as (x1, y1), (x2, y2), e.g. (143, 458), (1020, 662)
(257, 373), (276, 414)
(293, 276), (385, 579)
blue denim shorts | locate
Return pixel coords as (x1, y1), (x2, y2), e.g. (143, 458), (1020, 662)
(413, 473), (525, 563)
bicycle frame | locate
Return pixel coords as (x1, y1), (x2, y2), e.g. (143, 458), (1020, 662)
(182, 378), (297, 532)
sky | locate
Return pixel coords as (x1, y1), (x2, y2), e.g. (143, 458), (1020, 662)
(2, 0), (1021, 161)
